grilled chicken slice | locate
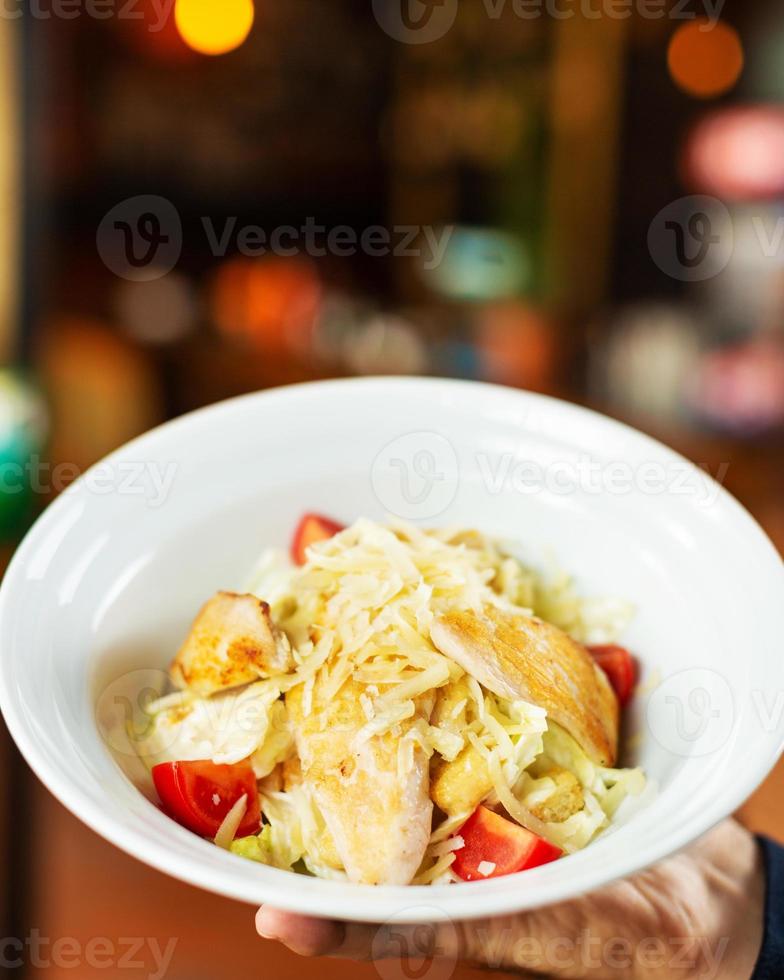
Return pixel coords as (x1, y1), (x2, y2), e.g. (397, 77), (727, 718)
(430, 606), (619, 766)
(171, 591), (294, 696)
(286, 676), (434, 885)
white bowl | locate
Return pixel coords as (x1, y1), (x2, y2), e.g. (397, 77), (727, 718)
(1, 378), (782, 924)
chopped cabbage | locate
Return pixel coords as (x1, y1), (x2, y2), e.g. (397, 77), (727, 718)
(230, 825), (274, 864)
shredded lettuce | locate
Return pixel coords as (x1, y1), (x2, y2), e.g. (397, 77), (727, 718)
(230, 825), (274, 864)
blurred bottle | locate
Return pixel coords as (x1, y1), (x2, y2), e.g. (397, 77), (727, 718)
(0, 373), (46, 540)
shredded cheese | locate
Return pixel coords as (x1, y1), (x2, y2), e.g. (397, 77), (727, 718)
(214, 794), (248, 850)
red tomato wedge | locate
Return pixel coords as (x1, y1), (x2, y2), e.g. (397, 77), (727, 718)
(291, 513), (345, 565)
(453, 806), (562, 881)
(588, 644), (637, 707)
(152, 760), (261, 839)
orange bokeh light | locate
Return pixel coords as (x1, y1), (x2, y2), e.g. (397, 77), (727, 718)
(210, 257), (322, 354)
(175, 0), (254, 57)
(667, 20), (744, 99)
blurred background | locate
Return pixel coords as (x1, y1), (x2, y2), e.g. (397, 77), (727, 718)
(0, 0), (782, 976)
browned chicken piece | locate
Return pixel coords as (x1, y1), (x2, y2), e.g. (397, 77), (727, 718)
(287, 676), (434, 885)
(430, 605), (619, 766)
(431, 744), (492, 816)
(526, 767), (584, 823)
(170, 591), (294, 696)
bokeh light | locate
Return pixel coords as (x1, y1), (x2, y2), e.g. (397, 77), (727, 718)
(597, 304), (702, 425)
(684, 106), (784, 200)
(474, 301), (555, 390)
(688, 339), (784, 433)
(343, 315), (428, 376)
(116, 0), (195, 63)
(667, 20), (744, 99)
(421, 227), (530, 302)
(209, 257), (322, 354)
(175, 0), (254, 57)
(114, 272), (198, 345)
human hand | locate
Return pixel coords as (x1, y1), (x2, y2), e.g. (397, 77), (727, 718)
(255, 820), (764, 979)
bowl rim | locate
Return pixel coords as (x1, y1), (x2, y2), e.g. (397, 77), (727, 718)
(1, 376), (782, 922)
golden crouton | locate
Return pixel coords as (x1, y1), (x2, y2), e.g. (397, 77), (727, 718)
(430, 744), (493, 816)
(526, 767), (584, 823)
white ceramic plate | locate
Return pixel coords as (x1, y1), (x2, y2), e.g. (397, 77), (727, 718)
(1, 378), (782, 924)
